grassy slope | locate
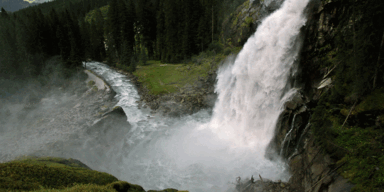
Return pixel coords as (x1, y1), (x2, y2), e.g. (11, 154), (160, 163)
(0, 157), (118, 191)
(0, 157), (188, 192)
(133, 54), (226, 95)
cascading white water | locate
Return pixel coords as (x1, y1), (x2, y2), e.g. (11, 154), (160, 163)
(209, 0), (308, 151)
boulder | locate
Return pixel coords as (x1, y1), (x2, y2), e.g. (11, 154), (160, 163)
(89, 106), (130, 135)
(284, 91), (305, 110)
(262, 0), (284, 12)
(86, 106), (130, 145)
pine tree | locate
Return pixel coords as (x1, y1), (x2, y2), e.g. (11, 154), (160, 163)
(80, 19), (91, 60)
(120, 0), (135, 68)
(1, 7), (9, 19)
(107, 0), (121, 64)
(182, 0), (192, 59)
(92, 8), (106, 61)
(156, 0), (165, 61)
(47, 9), (61, 56)
(163, 0), (179, 62)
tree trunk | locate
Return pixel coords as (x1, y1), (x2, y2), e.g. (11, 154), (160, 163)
(212, 5), (214, 43)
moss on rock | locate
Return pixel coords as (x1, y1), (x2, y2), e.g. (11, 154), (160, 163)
(108, 181), (146, 192)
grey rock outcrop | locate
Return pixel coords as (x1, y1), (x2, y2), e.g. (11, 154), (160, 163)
(86, 106), (131, 147)
(221, 0), (285, 48)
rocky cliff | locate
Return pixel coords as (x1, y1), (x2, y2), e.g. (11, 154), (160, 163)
(161, 0), (383, 191)
(266, 0), (384, 191)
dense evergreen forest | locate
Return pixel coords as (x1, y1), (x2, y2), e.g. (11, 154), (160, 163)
(0, 0), (246, 97)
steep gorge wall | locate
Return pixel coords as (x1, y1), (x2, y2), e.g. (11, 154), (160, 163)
(229, 0), (373, 191)
(267, 0), (356, 191)
(268, 0), (384, 191)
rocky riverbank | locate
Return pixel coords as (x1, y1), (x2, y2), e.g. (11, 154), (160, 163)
(112, 66), (217, 117)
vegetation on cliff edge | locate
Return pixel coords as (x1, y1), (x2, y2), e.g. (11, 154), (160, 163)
(307, 0), (384, 191)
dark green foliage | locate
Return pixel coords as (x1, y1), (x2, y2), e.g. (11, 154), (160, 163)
(311, 90), (384, 191)
(303, 0), (384, 190)
(88, 8), (106, 62)
(82, 0), (246, 68)
(148, 189), (179, 192)
(0, 0), (249, 84)
(0, 0), (114, 101)
(331, 0), (384, 98)
(109, 181), (146, 192)
(107, 0), (120, 56)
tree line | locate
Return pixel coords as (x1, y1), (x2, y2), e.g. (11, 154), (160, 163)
(0, 0), (247, 84)
(105, 0), (230, 68)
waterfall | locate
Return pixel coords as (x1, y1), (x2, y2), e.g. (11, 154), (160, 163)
(110, 0), (311, 190)
(209, 0), (309, 157)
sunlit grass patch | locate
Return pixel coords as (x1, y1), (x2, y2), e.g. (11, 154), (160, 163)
(133, 58), (219, 95)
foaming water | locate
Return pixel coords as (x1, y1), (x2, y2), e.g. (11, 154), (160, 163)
(85, 62), (289, 191)
(83, 0), (309, 190)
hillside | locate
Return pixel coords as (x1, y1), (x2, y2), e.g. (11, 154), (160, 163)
(0, 0), (36, 12)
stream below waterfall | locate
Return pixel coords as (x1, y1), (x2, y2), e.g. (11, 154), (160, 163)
(84, 61), (289, 192)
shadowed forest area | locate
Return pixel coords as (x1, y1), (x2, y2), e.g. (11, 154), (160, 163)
(0, 0), (247, 98)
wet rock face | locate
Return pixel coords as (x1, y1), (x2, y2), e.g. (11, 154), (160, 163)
(265, 90), (310, 160)
(222, 0), (285, 48)
(265, 90), (355, 191)
(83, 106), (131, 162)
(261, 0), (357, 191)
(235, 176), (294, 192)
(288, 136), (354, 192)
(88, 106), (130, 135)
(262, 89), (354, 192)
(260, 0), (284, 12)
